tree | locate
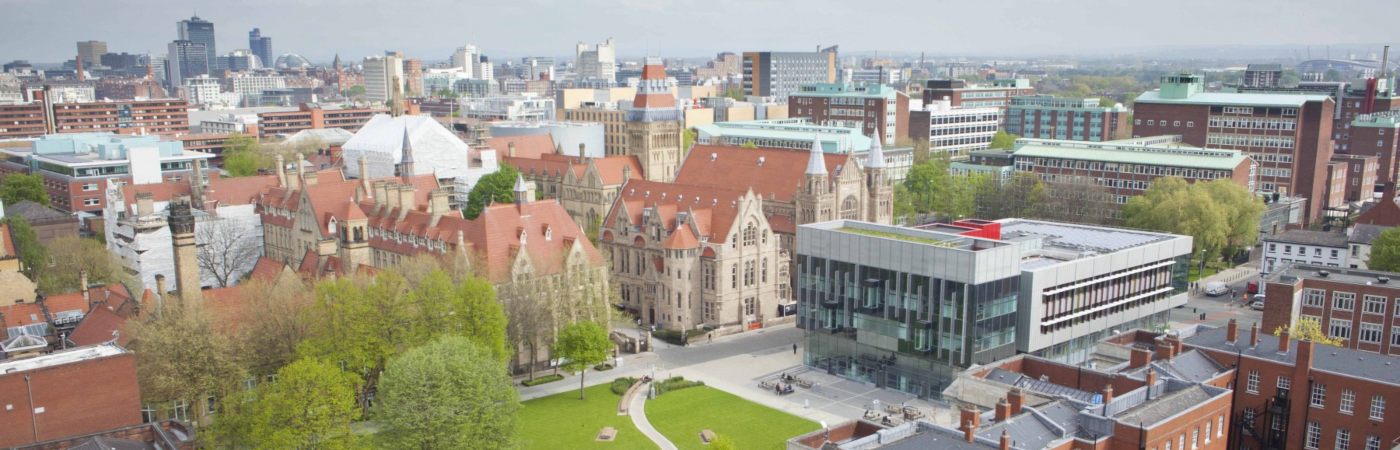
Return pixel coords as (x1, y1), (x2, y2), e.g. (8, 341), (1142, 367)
(1198, 179), (1265, 258)
(298, 273), (414, 411)
(1122, 177), (1261, 264)
(375, 336), (518, 449)
(988, 131), (1019, 150)
(126, 302), (245, 409)
(554, 321), (612, 399)
(222, 134), (262, 177)
(1274, 316), (1343, 347)
(0, 173), (49, 206)
(1368, 227), (1400, 272)
(341, 85), (366, 98)
(683, 127), (697, 151)
(196, 218), (263, 287)
(900, 153), (977, 221)
(405, 270), (509, 363)
(232, 278), (313, 379)
(740, 141), (758, 149)
(465, 165), (521, 219)
(209, 358), (360, 449)
(973, 172), (1045, 220)
(5, 217), (45, 279)
(37, 235), (125, 295)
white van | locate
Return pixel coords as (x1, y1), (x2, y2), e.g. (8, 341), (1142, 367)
(1205, 281), (1229, 297)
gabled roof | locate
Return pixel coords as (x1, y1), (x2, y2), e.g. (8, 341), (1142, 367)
(257, 171), (437, 239)
(675, 144), (851, 204)
(120, 173), (281, 211)
(604, 178), (754, 245)
(69, 305), (129, 347)
(463, 200), (604, 283)
(4, 200), (72, 225)
(506, 153), (642, 187)
(1356, 186), (1400, 227)
(487, 134), (556, 159)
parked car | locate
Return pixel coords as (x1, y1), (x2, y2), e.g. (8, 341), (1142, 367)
(1205, 281), (1229, 297)
(1247, 281), (1259, 295)
(1250, 300), (1266, 310)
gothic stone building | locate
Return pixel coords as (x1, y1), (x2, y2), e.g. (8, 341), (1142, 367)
(505, 151), (642, 236)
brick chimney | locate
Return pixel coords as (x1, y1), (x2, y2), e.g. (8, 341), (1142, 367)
(427, 187), (451, 227)
(1227, 318), (1239, 344)
(1102, 384), (1114, 404)
(1129, 346), (1152, 369)
(75, 54), (84, 82)
(1156, 340), (1175, 360)
(1000, 429), (1010, 450)
(995, 397), (1011, 422)
(1250, 322), (1261, 347)
(1296, 338), (1314, 371)
(1007, 388), (1024, 417)
(1279, 328), (1291, 354)
(959, 403), (980, 439)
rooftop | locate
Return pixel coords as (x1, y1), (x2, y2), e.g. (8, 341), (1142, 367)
(808, 220), (1005, 252)
(1352, 110), (1400, 128)
(1186, 324), (1400, 386)
(792, 83), (900, 98)
(1011, 137), (1250, 171)
(996, 219), (1180, 255)
(1264, 229), (1349, 248)
(1267, 263), (1400, 289)
(1135, 90), (1331, 107)
(0, 342), (126, 374)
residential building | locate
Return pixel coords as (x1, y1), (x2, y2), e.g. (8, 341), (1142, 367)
(175, 15), (217, 71)
(228, 73), (287, 104)
(1244, 63), (1284, 88)
(1332, 153), (1380, 202)
(921, 78), (1035, 115)
(788, 83), (908, 146)
(1346, 111), (1400, 184)
(1133, 74), (1336, 222)
(742, 48), (838, 99)
(363, 54), (404, 104)
(458, 93), (555, 121)
(0, 102), (46, 138)
(0, 344), (142, 448)
(909, 99), (1001, 159)
(198, 112), (259, 135)
(623, 58), (684, 182)
(1184, 321), (1400, 450)
(248, 28), (272, 68)
(256, 103), (387, 138)
(0, 133), (214, 213)
(450, 45), (479, 74)
(76, 41), (107, 70)
(182, 75), (228, 107)
(165, 40), (208, 87)
(174, 133), (237, 159)
(1262, 229), (1353, 273)
(575, 38), (616, 82)
(0, 97), (188, 137)
(1011, 136), (1256, 222)
(694, 52), (740, 81)
(1324, 160), (1349, 214)
(694, 119), (912, 182)
(1004, 95), (1130, 141)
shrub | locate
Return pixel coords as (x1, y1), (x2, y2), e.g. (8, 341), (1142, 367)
(653, 376), (704, 396)
(610, 377), (638, 395)
(594, 363), (615, 371)
(521, 374), (564, 387)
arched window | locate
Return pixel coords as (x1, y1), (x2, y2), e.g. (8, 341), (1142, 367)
(840, 196), (859, 220)
(743, 222), (758, 246)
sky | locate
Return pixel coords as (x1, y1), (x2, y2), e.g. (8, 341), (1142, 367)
(1, 0), (1398, 64)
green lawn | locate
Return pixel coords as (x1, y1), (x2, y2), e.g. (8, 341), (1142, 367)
(647, 386), (820, 450)
(517, 383), (652, 450)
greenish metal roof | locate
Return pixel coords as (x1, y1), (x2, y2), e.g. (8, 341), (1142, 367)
(1013, 140), (1249, 170)
(1135, 90), (1330, 107)
(1352, 112), (1400, 128)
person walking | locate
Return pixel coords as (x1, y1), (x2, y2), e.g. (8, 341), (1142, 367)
(792, 343), (798, 354)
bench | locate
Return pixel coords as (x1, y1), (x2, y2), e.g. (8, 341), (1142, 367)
(794, 378), (813, 389)
(617, 379), (647, 415)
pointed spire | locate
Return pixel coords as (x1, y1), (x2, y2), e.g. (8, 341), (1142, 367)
(398, 126), (415, 181)
(865, 131), (886, 169)
(514, 173), (528, 193)
(805, 134), (828, 176)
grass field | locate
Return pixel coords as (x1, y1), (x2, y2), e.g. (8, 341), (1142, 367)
(517, 383), (652, 450)
(647, 386), (820, 450)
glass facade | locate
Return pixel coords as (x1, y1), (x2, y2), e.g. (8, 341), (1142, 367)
(797, 254), (1018, 399)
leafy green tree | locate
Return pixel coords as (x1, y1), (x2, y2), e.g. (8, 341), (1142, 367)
(127, 302), (245, 409)
(989, 131), (1019, 150)
(37, 235), (126, 294)
(222, 134), (262, 177)
(1274, 316), (1343, 347)
(465, 165), (521, 219)
(683, 128), (697, 151)
(5, 217), (45, 279)
(342, 85), (366, 98)
(0, 173), (49, 206)
(1198, 179), (1265, 257)
(1368, 227), (1400, 272)
(740, 141), (758, 149)
(297, 273), (415, 411)
(1122, 177), (1231, 262)
(554, 321), (612, 399)
(375, 336), (518, 449)
(1098, 97), (1119, 108)
(899, 153), (979, 221)
(210, 358), (360, 449)
(406, 270), (509, 363)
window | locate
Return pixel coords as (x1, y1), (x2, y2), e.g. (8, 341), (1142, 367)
(1304, 289), (1326, 307)
(1330, 319), (1352, 340)
(1217, 416), (1224, 437)
(1360, 323), (1382, 343)
(83, 198), (100, 206)
(206, 395), (218, 415)
(1306, 422), (1321, 449)
(1364, 295), (1387, 314)
(1337, 428), (1351, 450)
(1371, 395), (1386, 421)
(1366, 436), (1381, 450)
(1204, 422), (1212, 442)
(1278, 375), (1291, 391)
(171, 400), (189, 422)
(141, 404), (157, 423)
(1335, 292), (1356, 311)
(1246, 370), (1260, 393)
(1342, 389), (1356, 415)
(1192, 428), (1199, 448)
(81, 183), (98, 191)
(1312, 383), (1327, 408)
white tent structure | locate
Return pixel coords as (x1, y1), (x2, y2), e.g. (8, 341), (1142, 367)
(342, 114), (472, 180)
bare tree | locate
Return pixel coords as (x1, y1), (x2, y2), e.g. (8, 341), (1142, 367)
(196, 218), (263, 287)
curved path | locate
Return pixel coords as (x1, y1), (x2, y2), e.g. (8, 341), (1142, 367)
(628, 381), (679, 450)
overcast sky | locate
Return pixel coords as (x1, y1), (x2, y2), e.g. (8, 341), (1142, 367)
(2, 0), (1397, 64)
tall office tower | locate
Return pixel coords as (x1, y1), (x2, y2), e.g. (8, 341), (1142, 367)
(521, 56), (555, 80)
(166, 40), (209, 88)
(176, 15), (218, 71)
(474, 56), (493, 82)
(451, 45), (479, 75)
(742, 47), (839, 99)
(76, 41), (107, 69)
(248, 28), (273, 68)
(575, 38), (616, 82)
(363, 54), (404, 104)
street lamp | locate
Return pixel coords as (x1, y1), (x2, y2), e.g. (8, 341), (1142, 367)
(1199, 248), (1207, 280)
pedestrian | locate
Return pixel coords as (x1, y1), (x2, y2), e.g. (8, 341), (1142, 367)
(708, 333), (713, 344)
(792, 343), (798, 354)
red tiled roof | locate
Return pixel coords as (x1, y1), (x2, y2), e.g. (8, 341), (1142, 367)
(0, 222), (14, 259)
(1357, 186), (1400, 227)
(675, 144), (850, 204)
(203, 286), (249, 332)
(633, 94), (676, 109)
(662, 223), (699, 249)
(0, 302), (47, 327)
(487, 134), (556, 159)
(258, 171), (437, 239)
(464, 201), (604, 283)
(69, 305), (129, 347)
(592, 155), (643, 185)
(604, 178), (751, 245)
(249, 258), (286, 282)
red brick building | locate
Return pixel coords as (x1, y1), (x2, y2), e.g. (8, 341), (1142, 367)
(0, 103), (47, 139)
(922, 79), (1035, 111)
(0, 344), (142, 448)
(1331, 153), (1380, 202)
(1184, 322), (1400, 450)
(1325, 160), (1349, 213)
(1261, 264), (1400, 354)
(257, 103), (387, 138)
(1346, 111), (1400, 185)
(1134, 74), (1336, 222)
(48, 99), (189, 136)
(0, 133), (214, 213)
(788, 83), (908, 146)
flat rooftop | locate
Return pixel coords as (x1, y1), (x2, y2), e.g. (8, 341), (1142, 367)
(806, 220), (1009, 252)
(1012, 137), (1248, 171)
(0, 343), (126, 374)
(1267, 263), (1400, 288)
(997, 219), (1179, 255)
(1135, 90), (1331, 107)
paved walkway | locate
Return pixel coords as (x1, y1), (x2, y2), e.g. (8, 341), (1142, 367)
(628, 382), (678, 450)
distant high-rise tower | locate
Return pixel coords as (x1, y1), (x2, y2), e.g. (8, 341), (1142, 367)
(625, 57), (682, 182)
(575, 38), (616, 82)
(248, 28), (273, 68)
(363, 53), (404, 104)
(177, 15), (218, 71)
(166, 40), (209, 87)
(451, 45), (479, 75)
(168, 197), (202, 302)
(76, 40), (107, 69)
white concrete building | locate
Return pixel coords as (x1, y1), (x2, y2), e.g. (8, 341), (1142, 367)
(199, 112), (260, 134)
(911, 98), (1001, 159)
(183, 75), (238, 108)
(1263, 229), (1353, 273)
(363, 54), (404, 103)
(575, 38), (616, 82)
(450, 45), (479, 75)
(458, 94), (555, 121)
(229, 74), (287, 103)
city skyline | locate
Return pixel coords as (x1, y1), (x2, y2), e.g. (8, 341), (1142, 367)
(2, 0), (1398, 64)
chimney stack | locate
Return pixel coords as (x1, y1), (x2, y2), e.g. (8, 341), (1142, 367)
(1297, 338), (1315, 371)
(428, 187), (451, 226)
(155, 274), (167, 297)
(1279, 328), (1291, 353)
(507, 141), (516, 158)
(397, 184), (416, 221)
(1250, 322), (1261, 347)
(275, 154), (287, 188)
(135, 192), (154, 217)
(995, 397), (1011, 422)
(959, 403), (980, 438)
(1102, 384), (1115, 405)
(75, 54), (84, 82)
(1008, 388), (1024, 416)
(79, 269), (91, 309)
(1129, 346), (1152, 369)
(1227, 318), (1239, 344)
(999, 429), (1010, 450)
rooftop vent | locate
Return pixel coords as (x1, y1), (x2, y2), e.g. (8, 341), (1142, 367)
(1380, 276), (1390, 284)
(758, 156), (766, 166)
(1318, 270), (1329, 278)
(710, 152), (717, 162)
